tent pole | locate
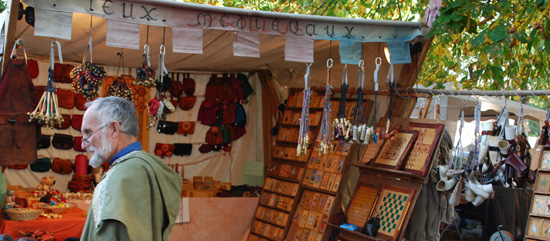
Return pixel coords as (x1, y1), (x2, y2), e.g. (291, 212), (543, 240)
(395, 88), (550, 97)
(1, 0), (20, 74)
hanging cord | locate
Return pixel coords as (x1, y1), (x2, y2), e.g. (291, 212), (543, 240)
(373, 57), (381, 127)
(297, 63), (313, 157)
(517, 97), (524, 137)
(158, 27), (168, 98)
(353, 60), (365, 126)
(10, 39), (27, 62)
(49, 39), (62, 70)
(317, 58), (333, 155)
(470, 99), (481, 171)
(116, 49), (124, 77)
(145, 25), (151, 67)
(451, 109), (466, 170)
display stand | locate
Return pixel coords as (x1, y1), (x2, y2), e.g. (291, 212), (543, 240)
(525, 145), (550, 240)
(248, 88), (373, 241)
(327, 118), (446, 241)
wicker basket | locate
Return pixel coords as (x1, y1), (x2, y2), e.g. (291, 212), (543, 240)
(5, 208), (42, 221)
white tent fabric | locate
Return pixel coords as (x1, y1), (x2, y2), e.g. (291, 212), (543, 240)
(4, 58), (263, 191)
(4, 0), (426, 190)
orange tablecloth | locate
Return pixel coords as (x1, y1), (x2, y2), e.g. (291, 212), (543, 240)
(0, 207), (86, 240)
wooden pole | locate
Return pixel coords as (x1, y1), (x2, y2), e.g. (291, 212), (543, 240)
(1, 0), (21, 74)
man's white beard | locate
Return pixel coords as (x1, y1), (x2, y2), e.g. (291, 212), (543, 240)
(88, 130), (112, 168)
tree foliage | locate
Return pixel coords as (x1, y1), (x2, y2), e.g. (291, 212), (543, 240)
(184, 0), (550, 107)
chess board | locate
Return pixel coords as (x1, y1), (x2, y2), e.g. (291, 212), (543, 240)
(374, 185), (415, 241)
(405, 122), (444, 176)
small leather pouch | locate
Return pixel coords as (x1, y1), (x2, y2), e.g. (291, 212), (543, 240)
(73, 136), (86, 152)
(162, 98), (176, 113)
(27, 59), (39, 79)
(8, 164), (28, 170)
(57, 88), (76, 109)
(37, 134), (51, 149)
(174, 143), (193, 156)
(361, 216), (380, 236)
(52, 133), (74, 150)
(30, 158), (52, 172)
(177, 121), (195, 135)
(54, 114), (72, 129)
(222, 102), (236, 125)
(205, 126), (224, 145)
(178, 96), (197, 111)
(75, 93), (93, 110)
(199, 144), (214, 153)
(197, 100), (218, 126)
(154, 143), (175, 158)
(234, 103), (247, 127)
(71, 114), (83, 131)
(157, 120), (178, 135)
(504, 152), (528, 177)
(51, 158), (73, 174)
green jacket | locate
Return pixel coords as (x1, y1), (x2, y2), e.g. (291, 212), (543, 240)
(81, 150), (182, 241)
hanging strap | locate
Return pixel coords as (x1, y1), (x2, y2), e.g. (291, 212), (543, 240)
(158, 45), (168, 82)
(517, 98), (524, 136)
(471, 100), (481, 170)
(144, 44), (151, 67)
(82, 36), (93, 64)
(49, 39), (63, 70)
(372, 57), (381, 127)
(10, 40), (27, 62)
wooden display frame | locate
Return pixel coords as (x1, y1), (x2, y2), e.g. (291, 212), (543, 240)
(346, 184), (379, 229)
(405, 122), (444, 177)
(536, 172), (550, 193)
(371, 130), (418, 170)
(528, 217), (544, 238)
(373, 185), (415, 241)
(541, 151), (550, 171)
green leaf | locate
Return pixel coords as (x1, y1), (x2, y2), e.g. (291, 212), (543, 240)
(514, 32), (529, 43)
(491, 65), (504, 82)
(488, 23), (507, 43)
(467, 19), (477, 34)
(544, 40), (550, 54)
(471, 31), (486, 47)
(438, 12), (454, 24)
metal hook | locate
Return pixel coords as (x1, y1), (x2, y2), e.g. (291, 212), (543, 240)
(326, 58), (333, 69)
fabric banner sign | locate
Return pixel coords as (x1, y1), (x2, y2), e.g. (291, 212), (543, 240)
(172, 28), (203, 54)
(386, 42), (412, 64)
(233, 32), (260, 58)
(34, 9), (72, 40)
(339, 40), (363, 65)
(106, 20), (140, 49)
(285, 37), (313, 63)
(23, 0), (423, 43)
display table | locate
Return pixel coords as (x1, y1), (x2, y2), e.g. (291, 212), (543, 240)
(0, 207), (86, 241)
(0, 197), (258, 241)
(170, 197), (259, 241)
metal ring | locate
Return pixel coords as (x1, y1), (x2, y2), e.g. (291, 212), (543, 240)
(358, 60), (364, 68)
(327, 58), (333, 68)
(375, 57), (382, 66)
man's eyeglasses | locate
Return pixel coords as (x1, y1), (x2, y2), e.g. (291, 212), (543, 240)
(82, 124), (108, 146)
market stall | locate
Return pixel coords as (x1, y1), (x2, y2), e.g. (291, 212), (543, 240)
(0, 0), (434, 240)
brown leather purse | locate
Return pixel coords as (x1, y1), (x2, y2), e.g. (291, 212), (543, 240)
(51, 158), (73, 174)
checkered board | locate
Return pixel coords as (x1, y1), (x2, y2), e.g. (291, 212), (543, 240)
(374, 185), (415, 241)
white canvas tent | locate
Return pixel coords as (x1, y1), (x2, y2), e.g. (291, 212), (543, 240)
(1, 0), (428, 189)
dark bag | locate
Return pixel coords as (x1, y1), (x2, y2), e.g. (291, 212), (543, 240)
(30, 158), (52, 172)
(52, 133), (74, 150)
(361, 216), (380, 236)
(174, 143), (193, 156)
(157, 120), (178, 135)
(0, 58), (40, 165)
(51, 158), (73, 174)
(37, 135), (50, 149)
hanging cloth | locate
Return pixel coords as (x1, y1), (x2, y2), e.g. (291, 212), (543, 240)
(0, 41), (40, 165)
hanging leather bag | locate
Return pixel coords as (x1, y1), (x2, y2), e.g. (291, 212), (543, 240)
(0, 47), (40, 165)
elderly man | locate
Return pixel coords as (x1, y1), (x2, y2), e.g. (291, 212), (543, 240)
(79, 96), (181, 241)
